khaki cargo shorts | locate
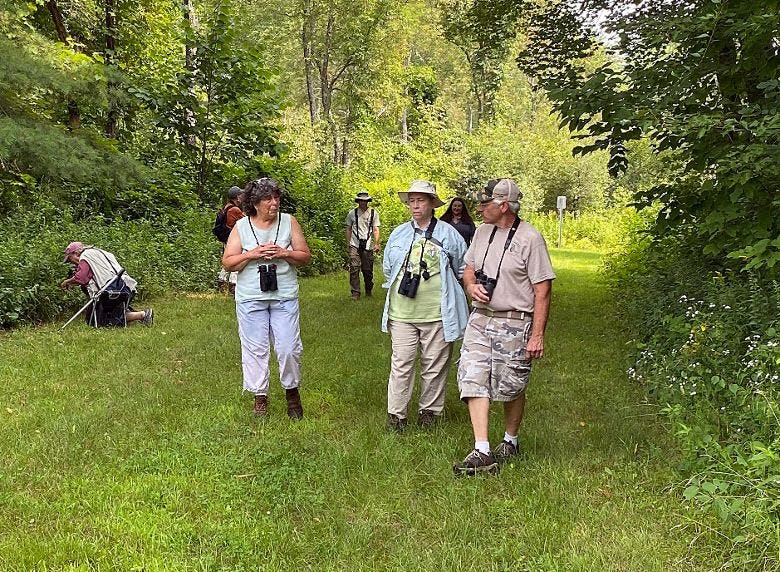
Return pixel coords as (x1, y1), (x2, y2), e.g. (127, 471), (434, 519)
(457, 312), (533, 402)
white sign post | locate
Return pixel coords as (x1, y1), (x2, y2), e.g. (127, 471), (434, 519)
(556, 196), (567, 248)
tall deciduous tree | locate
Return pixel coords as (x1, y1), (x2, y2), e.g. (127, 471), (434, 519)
(514, 0), (780, 270)
(298, 0), (397, 164)
(156, 0), (281, 195)
(438, 0), (527, 130)
(44, 0), (81, 129)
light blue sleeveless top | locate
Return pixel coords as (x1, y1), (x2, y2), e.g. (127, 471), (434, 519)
(235, 214), (299, 302)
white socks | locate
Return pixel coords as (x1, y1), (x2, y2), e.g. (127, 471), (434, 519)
(475, 441), (491, 454)
(504, 432), (518, 446)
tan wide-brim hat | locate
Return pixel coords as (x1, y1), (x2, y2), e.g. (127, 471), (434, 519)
(398, 180), (445, 208)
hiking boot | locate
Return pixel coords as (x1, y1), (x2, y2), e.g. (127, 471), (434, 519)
(492, 440), (519, 464)
(417, 409), (438, 429)
(386, 414), (407, 433)
(142, 308), (154, 327)
(453, 449), (499, 476)
(253, 394), (268, 418)
(351, 292), (360, 301)
(286, 387), (303, 420)
(365, 288), (373, 297)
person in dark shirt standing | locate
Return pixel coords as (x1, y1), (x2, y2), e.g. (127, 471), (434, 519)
(440, 197), (476, 246)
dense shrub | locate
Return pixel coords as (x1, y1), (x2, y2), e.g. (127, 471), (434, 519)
(526, 208), (643, 252)
(0, 209), (222, 327)
(0, 171), (353, 328)
(606, 236), (780, 570)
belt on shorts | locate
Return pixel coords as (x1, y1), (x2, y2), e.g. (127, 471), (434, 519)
(473, 308), (532, 320)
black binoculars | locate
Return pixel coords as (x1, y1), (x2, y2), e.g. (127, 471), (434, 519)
(258, 263), (278, 292)
(398, 260), (430, 299)
(474, 269), (498, 300)
(357, 238), (368, 253)
(397, 270), (420, 298)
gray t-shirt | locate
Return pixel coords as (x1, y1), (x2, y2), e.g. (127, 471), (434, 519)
(464, 221), (555, 313)
(345, 207), (380, 248)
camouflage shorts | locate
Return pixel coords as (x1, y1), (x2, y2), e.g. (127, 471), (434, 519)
(457, 312), (533, 402)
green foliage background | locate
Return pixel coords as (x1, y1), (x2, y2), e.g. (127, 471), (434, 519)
(2, 0), (779, 565)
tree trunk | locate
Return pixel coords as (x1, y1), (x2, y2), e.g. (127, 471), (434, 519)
(46, 0), (81, 130)
(302, 0), (318, 125)
(183, 0), (198, 147)
(400, 107), (408, 142)
(104, 0), (118, 138)
(340, 136), (349, 166)
(319, 13), (335, 121)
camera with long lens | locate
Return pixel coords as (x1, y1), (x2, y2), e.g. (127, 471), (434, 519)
(474, 269), (498, 300)
(357, 238), (368, 253)
(258, 263), (278, 292)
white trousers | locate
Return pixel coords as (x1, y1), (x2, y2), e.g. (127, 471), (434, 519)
(236, 299), (302, 395)
(387, 320), (452, 418)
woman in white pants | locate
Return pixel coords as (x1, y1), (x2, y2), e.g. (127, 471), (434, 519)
(223, 178), (311, 419)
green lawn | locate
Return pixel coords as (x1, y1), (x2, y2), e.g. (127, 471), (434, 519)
(0, 250), (717, 571)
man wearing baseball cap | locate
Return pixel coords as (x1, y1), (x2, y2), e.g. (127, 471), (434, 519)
(453, 178), (555, 476)
(344, 190), (381, 300)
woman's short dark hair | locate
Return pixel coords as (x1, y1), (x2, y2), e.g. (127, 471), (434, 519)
(440, 196), (475, 227)
(241, 177), (282, 216)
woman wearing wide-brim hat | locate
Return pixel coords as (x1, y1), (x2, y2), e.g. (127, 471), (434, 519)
(380, 180), (469, 431)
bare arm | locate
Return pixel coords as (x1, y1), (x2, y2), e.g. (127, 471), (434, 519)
(222, 225), (262, 272)
(282, 216), (312, 266)
(345, 225), (353, 251)
(372, 225), (380, 253)
(527, 280), (552, 359)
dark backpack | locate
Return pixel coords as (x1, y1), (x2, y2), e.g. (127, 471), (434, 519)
(212, 206), (232, 243)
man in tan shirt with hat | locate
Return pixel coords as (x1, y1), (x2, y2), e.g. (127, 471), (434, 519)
(453, 179), (555, 476)
(345, 190), (381, 300)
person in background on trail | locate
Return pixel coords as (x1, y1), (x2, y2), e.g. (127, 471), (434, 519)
(216, 185), (245, 294)
(453, 179), (555, 476)
(344, 190), (381, 301)
(440, 196), (476, 246)
(60, 242), (153, 326)
(381, 180), (469, 431)
(222, 177), (311, 420)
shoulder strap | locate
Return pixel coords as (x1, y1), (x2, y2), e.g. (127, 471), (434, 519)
(352, 208), (360, 239)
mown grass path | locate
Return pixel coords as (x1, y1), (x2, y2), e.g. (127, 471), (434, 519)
(0, 250), (715, 570)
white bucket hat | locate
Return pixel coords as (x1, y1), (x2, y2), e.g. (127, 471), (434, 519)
(398, 180), (445, 208)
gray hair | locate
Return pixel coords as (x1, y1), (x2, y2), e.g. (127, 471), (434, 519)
(241, 178), (282, 216)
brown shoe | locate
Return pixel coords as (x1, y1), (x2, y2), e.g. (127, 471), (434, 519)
(286, 387), (303, 420)
(253, 394), (268, 417)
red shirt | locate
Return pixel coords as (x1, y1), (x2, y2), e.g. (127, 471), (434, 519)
(225, 204), (244, 228)
(72, 260), (94, 286)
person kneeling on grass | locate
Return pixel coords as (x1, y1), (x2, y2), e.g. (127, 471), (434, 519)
(61, 242), (153, 327)
(222, 177), (312, 420)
